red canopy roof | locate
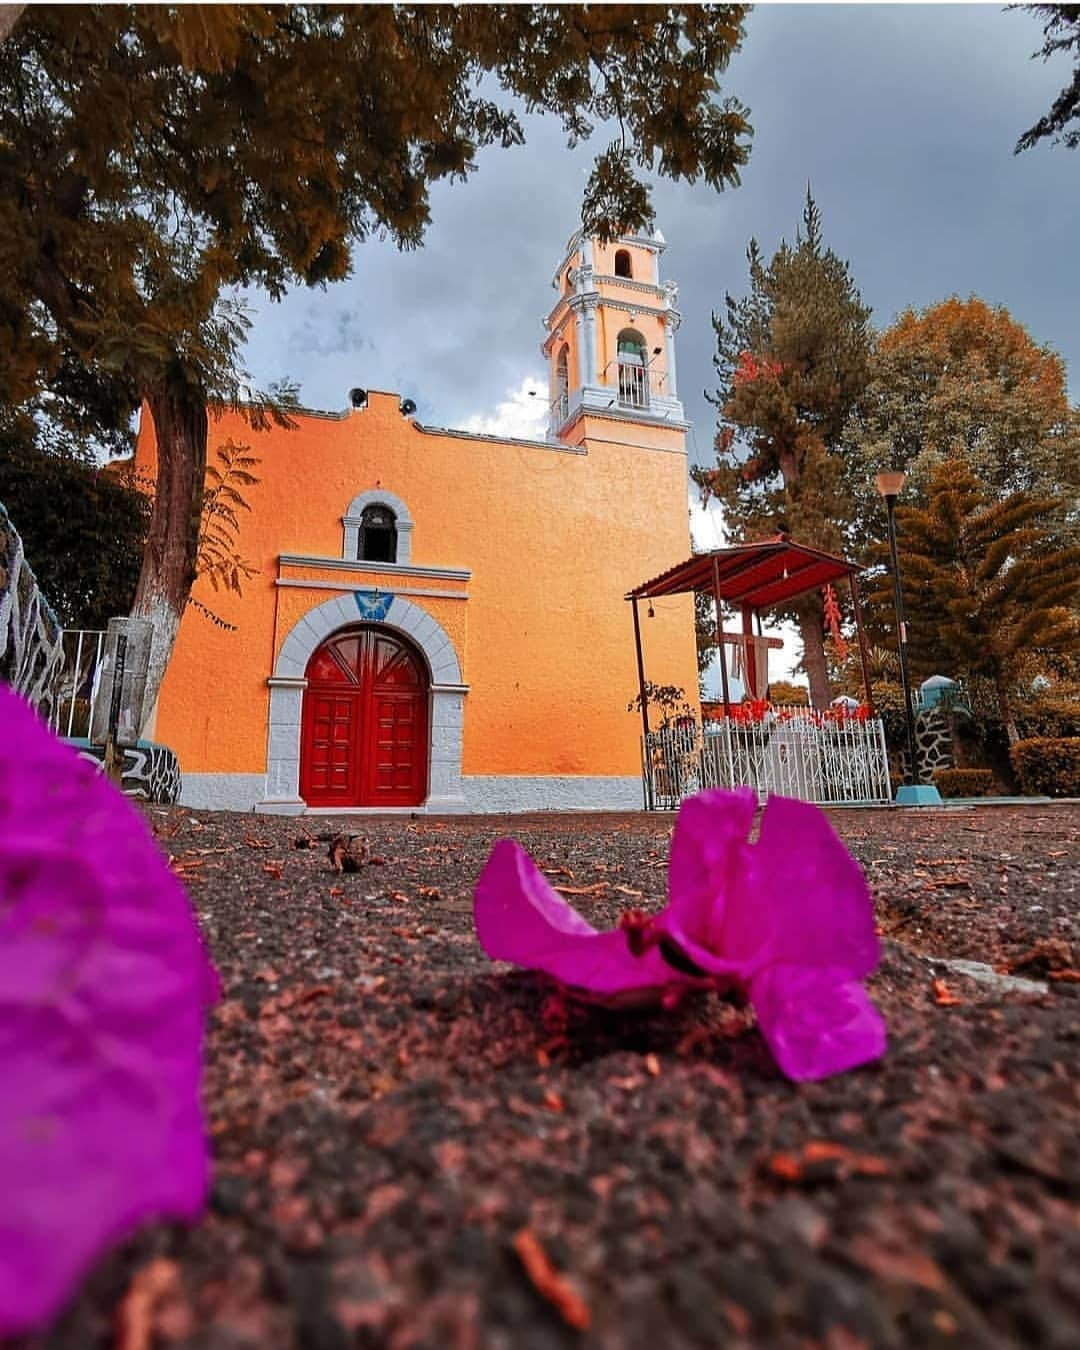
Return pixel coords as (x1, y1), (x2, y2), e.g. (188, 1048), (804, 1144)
(626, 537), (860, 611)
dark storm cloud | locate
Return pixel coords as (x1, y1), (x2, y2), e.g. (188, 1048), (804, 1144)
(241, 5), (1080, 461)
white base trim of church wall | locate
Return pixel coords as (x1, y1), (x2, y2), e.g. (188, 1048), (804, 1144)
(462, 775), (644, 812)
(180, 774), (271, 812)
(179, 773), (645, 814)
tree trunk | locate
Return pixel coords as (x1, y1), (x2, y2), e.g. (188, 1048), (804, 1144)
(797, 600), (832, 710)
(0, 5), (26, 43)
(131, 378), (208, 735)
(993, 667), (1020, 746)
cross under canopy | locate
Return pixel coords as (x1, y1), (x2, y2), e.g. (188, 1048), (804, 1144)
(625, 535), (875, 721)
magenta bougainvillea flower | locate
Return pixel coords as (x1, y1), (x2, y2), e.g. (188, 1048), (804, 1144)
(474, 787), (885, 1081)
(0, 687), (219, 1337)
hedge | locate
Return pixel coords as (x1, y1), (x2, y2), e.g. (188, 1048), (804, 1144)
(1009, 737), (1080, 798)
(933, 768), (995, 798)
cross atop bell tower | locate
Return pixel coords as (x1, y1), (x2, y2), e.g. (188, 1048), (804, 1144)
(542, 228), (686, 442)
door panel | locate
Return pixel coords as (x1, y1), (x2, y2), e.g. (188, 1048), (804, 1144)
(300, 626), (429, 807)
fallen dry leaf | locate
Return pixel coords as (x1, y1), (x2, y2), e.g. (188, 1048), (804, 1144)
(115, 1258), (182, 1350)
(933, 978), (964, 1007)
(512, 1229), (591, 1331)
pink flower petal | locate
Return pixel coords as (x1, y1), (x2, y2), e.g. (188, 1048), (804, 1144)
(748, 964), (887, 1081)
(472, 789), (886, 1082)
(720, 793), (879, 979)
(659, 790), (877, 983)
(0, 689), (218, 1337)
(474, 839), (691, 1000)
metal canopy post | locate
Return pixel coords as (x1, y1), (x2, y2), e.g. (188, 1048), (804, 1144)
(849, 573), (876, 715)
(631, 597), (654, 810)
(712, 557), (732, 716)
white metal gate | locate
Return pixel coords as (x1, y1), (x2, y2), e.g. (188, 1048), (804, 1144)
(643, 709), (891, 809)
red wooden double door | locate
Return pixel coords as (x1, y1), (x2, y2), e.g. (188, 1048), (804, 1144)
(300, 627), (429, 807)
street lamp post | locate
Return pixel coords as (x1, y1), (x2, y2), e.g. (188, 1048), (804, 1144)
(875, 470), (941, 807)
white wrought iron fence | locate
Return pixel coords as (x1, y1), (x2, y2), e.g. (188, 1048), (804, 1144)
(642, 707), (891, 809)
(50, 628), (107, 739)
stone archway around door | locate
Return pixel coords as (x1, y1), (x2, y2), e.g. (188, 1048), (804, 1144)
(257, 592), (467, 814)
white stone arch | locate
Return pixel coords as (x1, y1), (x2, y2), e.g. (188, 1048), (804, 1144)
(343, 488), (414, 563)
(260, 591), (466, 813)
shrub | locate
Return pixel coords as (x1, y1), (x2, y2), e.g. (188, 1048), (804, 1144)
(1010, 738), (1080, 798)
(933, 768), (995, 798)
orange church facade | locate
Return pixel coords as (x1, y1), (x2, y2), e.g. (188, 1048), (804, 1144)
(135, 230), (699, 813)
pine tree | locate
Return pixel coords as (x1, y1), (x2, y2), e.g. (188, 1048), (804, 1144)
(1, 4), (754, 720)
(694, 188), (873, 708)
(870, 459), (1080, 743)
(1015, 5), (1080, 152)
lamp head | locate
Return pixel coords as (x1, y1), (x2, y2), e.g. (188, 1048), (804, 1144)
(875, 469), (907, 501)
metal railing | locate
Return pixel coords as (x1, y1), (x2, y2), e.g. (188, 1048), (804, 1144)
(618, 360), (649, 409)
(642, 707), (891, 809)
(49, 629), (107, 739)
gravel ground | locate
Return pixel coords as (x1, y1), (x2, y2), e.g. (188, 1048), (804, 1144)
(15, 802), (1080, 1350)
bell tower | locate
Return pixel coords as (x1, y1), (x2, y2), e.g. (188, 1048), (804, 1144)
(542, 229), (686, 442)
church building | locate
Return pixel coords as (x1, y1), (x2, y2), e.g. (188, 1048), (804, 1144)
(135, 229), (699, 813)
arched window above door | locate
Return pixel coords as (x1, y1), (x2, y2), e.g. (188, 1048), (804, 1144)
(614, 248), (633, 278)
(342, 488), (414, 563)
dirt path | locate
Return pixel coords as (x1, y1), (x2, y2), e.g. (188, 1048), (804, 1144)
(20, 803), (1079, 1350)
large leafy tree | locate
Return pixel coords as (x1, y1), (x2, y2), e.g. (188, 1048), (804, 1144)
(0, 4), (753, 720)
(0, 413), (149, 630)
(869, 459), (1080, 744)
(846, 296), (1080, 551)
(1015, 4), (1080, 152)
(694, 189), (873, 707)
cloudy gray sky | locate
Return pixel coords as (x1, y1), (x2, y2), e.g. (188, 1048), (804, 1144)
(239, 3), (1079, 681)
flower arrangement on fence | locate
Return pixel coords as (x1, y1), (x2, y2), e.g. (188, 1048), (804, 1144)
(707, 700), (874, 729)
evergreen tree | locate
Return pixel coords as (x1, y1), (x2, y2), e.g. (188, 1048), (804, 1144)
(1015, 4), (1080, 152)
(694, 189), (873, 707)
(869, 459), (1080, 743)
(0, 4), (754, 720)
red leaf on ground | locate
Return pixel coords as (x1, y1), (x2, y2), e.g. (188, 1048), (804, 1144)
(933, 979), (964, 1006)
(512, 1229), (591, 1331)
(115, 1259), (183, 1350)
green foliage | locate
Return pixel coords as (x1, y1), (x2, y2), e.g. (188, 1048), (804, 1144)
(196, 441), (261, 598)
(1016, 689), (1080, 739)
(767, 679), (809, 706)
(846, 297), (1080, 554)
(627, 681), (695, 729)
(0, 4), (753, 413)
(932, 768), (995, 798)
(0, 4), (754, 710)
(697, 188), (872, 541)
(0, 414), (148, 629)
(865, 459), (1080, 738)
(868, 679), (910, 750)
(693, 591), (716, 684)
(1010, 737), (1080, 797)
(1015, 5), (1080, 152)
(693, 187), (873, 708)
